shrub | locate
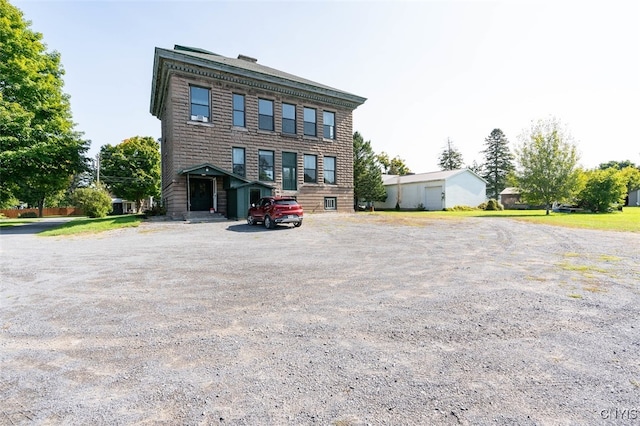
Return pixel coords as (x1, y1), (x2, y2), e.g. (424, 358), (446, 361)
(445, 205), (477, 211)
(143, 204), (167, 217)
(484, 199), (504, 211)
(18, 211), (37, 218)
(71, 186), (112, 218)
(415, 203), (425, 211)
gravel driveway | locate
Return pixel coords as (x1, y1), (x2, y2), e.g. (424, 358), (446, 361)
(1, 214), (639, 425)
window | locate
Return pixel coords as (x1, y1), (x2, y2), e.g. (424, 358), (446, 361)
(282, 152), (297, 191)
(324, 156), (336, 185)
(324, 197), (337, 210)
(190, 86), (210, 121)
(304, 154), (317, 183)
(258, 99), (274, 131)
(282, 103), (296, 134)
(232, 147), (245, 177)
(259, 150), (274, 181)
(323, 111), (335, 139)
(303, 107), (316, 136)
(233, 94), (245, 127)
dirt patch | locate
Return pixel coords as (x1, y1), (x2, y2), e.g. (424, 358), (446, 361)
(1, 214), (639, 424)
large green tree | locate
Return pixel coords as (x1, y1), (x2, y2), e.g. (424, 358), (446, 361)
(577, 168), (627, 213)
(438, 138), (464, 170)
(99, 136), (160, 212)
(480, 128), (515, 200)
(0, 0), (89, 216)
(353, 131), (386, 209)
(377, 151), (411, 175)
(598, 160), (636, 170)
(515, 118), (580, 215)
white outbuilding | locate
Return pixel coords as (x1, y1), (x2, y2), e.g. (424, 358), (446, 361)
(375, 169), (487, 211)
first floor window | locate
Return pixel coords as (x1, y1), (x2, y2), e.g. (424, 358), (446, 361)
(190, 86), (210, 121)
(282, 103), (296, 134)
(324, 197), (337, 210)
(324, 156), (336, 185)
(282, 152), (297, 190)
(233, 94), (245, 127)
(323, 111), (335, 139)
(304, 154), (317, 183)
(258, 99), (274, 131)
(232, 147), (245, 177)
(303, 107), (316, 136)
(259, 150), (274, 181)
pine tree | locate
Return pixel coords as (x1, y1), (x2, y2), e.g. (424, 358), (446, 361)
(480, 129), (515, 200)
(438, 138), (464, 170)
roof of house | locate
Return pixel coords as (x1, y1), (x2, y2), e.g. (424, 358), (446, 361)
(150, 45), (367, 117)
(500, 187), (521, 195)
(381, 169), (487, 185)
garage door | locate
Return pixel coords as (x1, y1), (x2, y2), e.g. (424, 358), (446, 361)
(425, 187), (443, 211)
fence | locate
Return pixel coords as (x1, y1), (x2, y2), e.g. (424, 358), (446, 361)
(0, 207), (83, 218)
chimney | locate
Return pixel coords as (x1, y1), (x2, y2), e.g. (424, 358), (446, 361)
(237, 54), (257, 63)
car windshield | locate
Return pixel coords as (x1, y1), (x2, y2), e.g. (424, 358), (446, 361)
(275, 200), (298, 206)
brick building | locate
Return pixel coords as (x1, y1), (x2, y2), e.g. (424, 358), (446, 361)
(149, 45), (366, 220)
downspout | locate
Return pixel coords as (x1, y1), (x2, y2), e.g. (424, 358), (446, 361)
(186, 174), (191, 212)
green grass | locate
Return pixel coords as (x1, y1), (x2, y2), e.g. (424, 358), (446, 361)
(362, 206), (640, 232)
(39, 215), (144, 236)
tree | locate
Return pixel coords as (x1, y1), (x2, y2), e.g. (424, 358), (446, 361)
(377, 151), (411, 175)
(598, 160), (637, 170)
(99, 136), (161, 212)
(438, 138), (464, 170)
(577, 168), (627, 212)
(480, 129), (515, 200)
(515, 117), (580, 215)
(71, 185), (112, 218)
(353, 132), (386, 209)
(0, 0), (89, 216)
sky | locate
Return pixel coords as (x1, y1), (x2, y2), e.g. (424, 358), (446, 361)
(14, 0), (640, 173)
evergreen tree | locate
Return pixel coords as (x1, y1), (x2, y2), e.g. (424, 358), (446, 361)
(480, 129), (515, 200)
(353, 132), (386, 209)
(438, 138), (464, 170)
(0, 0), (89, 216)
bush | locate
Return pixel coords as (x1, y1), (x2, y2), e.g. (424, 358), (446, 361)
(18, 211), (37, 218)
(143, 204), (167, 217)
(484, 199), (504, 211)
(415, 203), (425, 211)
(71, 187), (112, 218)
(445, 205), (478, 211)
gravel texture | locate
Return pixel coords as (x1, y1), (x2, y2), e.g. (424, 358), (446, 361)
(1, 213), (639, 425)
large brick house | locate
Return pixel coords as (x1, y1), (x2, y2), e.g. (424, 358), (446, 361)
(150, 45), (366, 220)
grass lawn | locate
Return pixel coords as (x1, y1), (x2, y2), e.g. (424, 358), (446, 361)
(363, 206), (640, 233)
(0, 218), (40, 228)
(37, 215), (145, 236)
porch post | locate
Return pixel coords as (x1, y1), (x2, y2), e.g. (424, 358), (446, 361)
(186, 174), (191, 212)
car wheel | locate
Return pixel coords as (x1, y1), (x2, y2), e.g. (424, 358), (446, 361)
(264, 215), (274, 229)
(247, 215), (255, 226)
(293, 221), (302, 227)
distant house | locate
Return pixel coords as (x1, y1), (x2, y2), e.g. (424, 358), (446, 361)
(375, 169), (487, 211)
(149, 45), (366, 220)
(499, 187), (521, 208)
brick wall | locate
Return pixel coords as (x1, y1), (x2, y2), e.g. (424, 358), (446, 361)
(161, 68), (357, 218)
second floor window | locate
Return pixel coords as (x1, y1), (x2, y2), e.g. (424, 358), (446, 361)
(259, 150), (274, 181)
(258, 99), (274, 131)
(324, 156), (336, 184)
(232, 147), (245, 177)
(233, 94), (245, 127)
(190, 86), (210, 121)
(304, 154), (317, 183)
(282, 103), (296, 134)
(282, 152), (297, 191)
(304, 107), (316, 137)
(323, 111), (335, 139)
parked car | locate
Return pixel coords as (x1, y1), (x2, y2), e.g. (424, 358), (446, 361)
(247, 196), (303, 229)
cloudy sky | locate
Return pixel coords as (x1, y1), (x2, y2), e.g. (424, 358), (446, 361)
(15, 0), (640, 172)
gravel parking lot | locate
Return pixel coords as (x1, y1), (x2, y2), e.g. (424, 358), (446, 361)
(1, 214), (639, 425)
